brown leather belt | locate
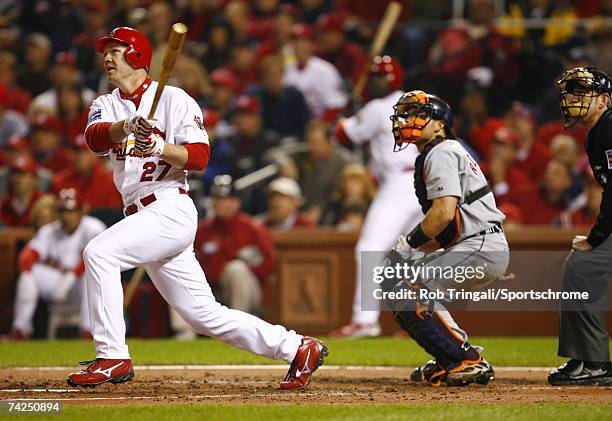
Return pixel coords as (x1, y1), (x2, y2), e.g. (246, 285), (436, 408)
(124, 188), (188, 216)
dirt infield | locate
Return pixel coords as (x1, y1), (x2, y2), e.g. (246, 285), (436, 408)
(1, 366), (611, 406)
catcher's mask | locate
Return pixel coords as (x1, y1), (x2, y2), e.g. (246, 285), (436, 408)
(390, 90), (454, 152)
(558, 66), (612, 128)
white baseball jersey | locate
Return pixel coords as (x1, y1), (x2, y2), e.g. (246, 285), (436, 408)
(342, 90), (419, 182)
(85, 80), (209, 205)
(29, 215), (106, 270)
(284, 56), (348, 118)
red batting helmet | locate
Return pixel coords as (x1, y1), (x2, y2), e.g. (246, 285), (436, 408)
(370, 55), (404, 91)
(95, 27), (152, 70)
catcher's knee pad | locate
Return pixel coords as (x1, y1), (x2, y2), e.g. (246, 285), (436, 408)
(393, 305), (480, 370)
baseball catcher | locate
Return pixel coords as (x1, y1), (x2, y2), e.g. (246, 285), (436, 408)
(385, 90), (509, 386)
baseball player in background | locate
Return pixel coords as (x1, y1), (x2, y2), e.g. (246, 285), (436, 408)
(386, 90), (509, 386)
(66, 27), (327, 390)
(11, 188), (105, 339)
(548, 67), (612, 386)
(331, 56), (421, 338)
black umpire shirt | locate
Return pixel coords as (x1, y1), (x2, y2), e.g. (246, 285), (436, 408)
(585, 108), (612, 247)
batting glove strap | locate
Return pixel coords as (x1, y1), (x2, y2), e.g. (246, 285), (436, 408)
(123, 115), (155, 138)
(134, 135), (165, 157)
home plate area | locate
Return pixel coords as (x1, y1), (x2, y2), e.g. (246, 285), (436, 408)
(1, 366), (610, 406)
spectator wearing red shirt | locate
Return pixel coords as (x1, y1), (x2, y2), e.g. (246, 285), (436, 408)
(52, 136), (122, 210)
(30, 113), (73, 173)
(315, 13), (367, 84)
(427, 0), (517, 104)
(209, 68), (241, 138)
(259, 177), (316, 229)
(482, 126), (534, 206)
(0, 157), (43, 227)
(505, 102), (551, 181)
(519, 160), (573, 225)
(226, 38), (261, 93)
(195, 175), (276, 313)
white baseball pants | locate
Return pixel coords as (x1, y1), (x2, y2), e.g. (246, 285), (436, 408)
(351, 172), (422, 325)
(12, 264), (89, 335)
(83, 188), (301, 362)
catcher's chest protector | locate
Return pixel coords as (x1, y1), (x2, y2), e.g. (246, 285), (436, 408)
(414, 137), (459, 248)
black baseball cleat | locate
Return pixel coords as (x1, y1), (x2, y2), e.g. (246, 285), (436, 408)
(444, 358), (496, 387)
(410, 359), (440, 383)
(548, 359), (612, 386)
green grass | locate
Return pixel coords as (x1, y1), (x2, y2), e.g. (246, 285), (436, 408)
(5, 403), (610, 421)
(0, 337), (600, 368)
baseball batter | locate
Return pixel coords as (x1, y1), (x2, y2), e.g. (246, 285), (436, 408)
(386, 90), (509, 386)
(66, 27), (327, 390)
(332, 56), (421, 337)
(12, 188), (105, 338)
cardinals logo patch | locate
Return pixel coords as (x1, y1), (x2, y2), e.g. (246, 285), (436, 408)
(194, 115), (204, 131)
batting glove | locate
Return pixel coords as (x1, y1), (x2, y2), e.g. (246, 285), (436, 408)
(123, 114), (155, 139)
(134, 133), (165, 157)
(394, 235), (414, 260)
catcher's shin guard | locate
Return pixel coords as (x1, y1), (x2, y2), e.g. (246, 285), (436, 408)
(393, 305), (481, 386)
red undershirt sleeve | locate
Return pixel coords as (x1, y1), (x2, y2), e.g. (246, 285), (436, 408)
(18, 246), (40, 273)
(84, 122), (115, 153)
(182, 143), (210, 171)
(72, 260), (85, 277)
(334, 119), (352, 146)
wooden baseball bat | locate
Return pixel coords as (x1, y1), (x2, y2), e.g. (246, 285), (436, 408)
(148, 23), (188, 120)
(352, 1), (403, 97)
(123, 266), (146, 311)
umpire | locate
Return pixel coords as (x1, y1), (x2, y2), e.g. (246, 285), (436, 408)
(549, 67), (612, 386)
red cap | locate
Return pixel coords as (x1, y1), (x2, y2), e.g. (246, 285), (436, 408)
(57, 187), (82, 210)
(492, 126), (519, 147)
(6, 136), (31, 150)
(31, 113), (63, 134)
(95, 27), (152, 69)
(234, 95), (260, 114)
(210, 68), (239, 92)
(291, 24), (314, 40)
(10, 156), (37, 175)
(202, 109), (219, 128)
(316, 13), (345, 33)
(369, 55), (404, 91)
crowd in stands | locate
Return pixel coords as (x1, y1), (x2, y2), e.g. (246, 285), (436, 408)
(1, 0), (611, 336)
(1, 0), (609, 234)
